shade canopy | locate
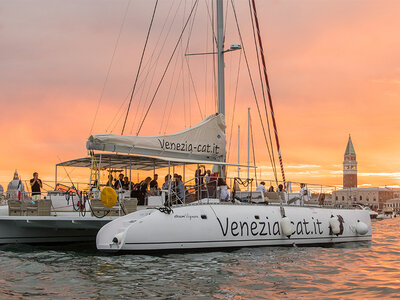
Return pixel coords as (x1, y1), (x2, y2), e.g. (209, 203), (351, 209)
(57, 153), (255, 171)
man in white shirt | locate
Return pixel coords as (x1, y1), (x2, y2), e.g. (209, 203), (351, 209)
(299, 183), (311, 205)
(256, 181), (268, 194)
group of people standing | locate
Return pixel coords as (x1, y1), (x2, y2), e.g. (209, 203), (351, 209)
(255, 181), (311, 205)
(162, 174), (185, 201)
(103, 173), (159, 205)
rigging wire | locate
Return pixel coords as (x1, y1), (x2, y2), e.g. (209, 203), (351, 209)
(248, 0), (278, 180)
(121, 0), (159, 135)
(185, 58), (204, 119)
(183, 1), (204, 120)
(130, 0), (183, 134)
(250, 110), (258, 186)
(136, 0), (199, 135)
(164, 59), (185, 134)
(158, 48), (182, 134)
(89, 0), (132, 135)
(181, 1), (187, 127)
(227, 50), (242, 161)
(223, 0), (229, 38)
(183, 0), (202, 124)
(250, 0), (286, 187)
(230, 0), (278, 183)
(204, 0), (218, 113)
(204, 11), (209, 116)
(212, 2), (218, 112)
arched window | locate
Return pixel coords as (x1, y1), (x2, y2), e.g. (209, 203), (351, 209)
(360, 195), (362, 201)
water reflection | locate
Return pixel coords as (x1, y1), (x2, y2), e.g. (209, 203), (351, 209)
(0, 219), (399, 299)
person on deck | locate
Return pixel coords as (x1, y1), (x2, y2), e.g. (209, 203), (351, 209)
(268, 186), (274, 192)
(162, 175), (173, 206)
(218, 178), (229, 201)
(256, 182), (267, 194)
(162, 175), (172, 190)
(150, 174), (159, 193)
(176, 175), (185, 201)
(299, 183), (310, 205)
(195, 165), (206, 199)
(204, 170), (211, 184)
(106, 175), (114, 187)
(114, 174), (124, 190)
(30, 172), (42, 201)
(122, 176), (133, 190)
(137, 177), (152, 205)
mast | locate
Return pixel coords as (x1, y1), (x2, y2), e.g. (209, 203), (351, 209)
(216, 0), (225, 124)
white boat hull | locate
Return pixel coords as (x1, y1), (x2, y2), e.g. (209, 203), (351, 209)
(96, 203), (372, 252)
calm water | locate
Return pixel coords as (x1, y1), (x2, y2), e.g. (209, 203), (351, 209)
(0, 219), (399, 299)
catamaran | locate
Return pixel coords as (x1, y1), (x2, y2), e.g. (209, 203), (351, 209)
(94, 0), (372, 252)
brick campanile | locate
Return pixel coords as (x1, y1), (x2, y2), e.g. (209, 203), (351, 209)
(343, 135), (357, 188)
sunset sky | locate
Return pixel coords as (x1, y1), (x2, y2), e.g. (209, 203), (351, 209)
(1, 0), (400, 190)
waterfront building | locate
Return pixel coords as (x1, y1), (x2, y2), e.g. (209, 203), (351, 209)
(332, 187), (394, 209)
(384, 198), (400, 213)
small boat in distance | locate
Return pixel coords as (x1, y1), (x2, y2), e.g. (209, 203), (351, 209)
(353, 204), (378, 220)
(376, 208), (395, 220)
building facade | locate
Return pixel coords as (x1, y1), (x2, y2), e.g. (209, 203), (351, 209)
(384, 198), (400, 213)
(343, 135), (357, 188)
(332, 187), (396, 209)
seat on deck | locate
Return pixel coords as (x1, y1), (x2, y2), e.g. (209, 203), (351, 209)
(234, 191), (265, 203)
(121, 198), (138, 214)
(8, 200), (27, 216)
(26, 199), (52, 216)
(264, 192), (285, 203)
(90, 199), (121, 216)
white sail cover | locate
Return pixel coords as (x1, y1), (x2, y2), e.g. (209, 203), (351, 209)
(87, 114), (226, 162)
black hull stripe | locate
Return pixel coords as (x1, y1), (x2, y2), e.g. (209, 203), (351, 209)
(125, 235), (372, 245)
(0, 235), (96, 240)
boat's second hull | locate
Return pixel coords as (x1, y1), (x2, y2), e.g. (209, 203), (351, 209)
(0, 216), (112, 244)
(96, 203), (372, 252)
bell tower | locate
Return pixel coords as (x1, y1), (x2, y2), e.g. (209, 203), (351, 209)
(343, 135), (357, 188)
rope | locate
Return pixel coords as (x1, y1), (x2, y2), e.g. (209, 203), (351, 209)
(136, 0), (199, 135)
(248, 0), (278, 180)
(121, 0), (159, 135)
(230, 0), (278, 184)
(250, 0), (286, 188)
(157, 206), (174, 214)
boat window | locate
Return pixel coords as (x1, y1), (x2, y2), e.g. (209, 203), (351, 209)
(255, 215), (260, 219)
(201, 214), (207, 219)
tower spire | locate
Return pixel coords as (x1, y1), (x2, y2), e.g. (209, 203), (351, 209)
(343, 135), (357, 188)
(345, 134), (355, 156)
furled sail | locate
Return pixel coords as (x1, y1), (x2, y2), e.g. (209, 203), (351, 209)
(87, 114), (226, 161)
